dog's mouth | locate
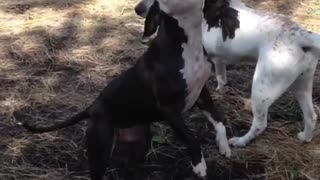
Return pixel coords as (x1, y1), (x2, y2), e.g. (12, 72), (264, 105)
(141, 36), (152, 45)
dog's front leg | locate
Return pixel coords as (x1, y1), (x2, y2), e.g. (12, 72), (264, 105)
(161, 108), (207, 178)
(196, 85), (231, 158)
(212, 57), (227, 92)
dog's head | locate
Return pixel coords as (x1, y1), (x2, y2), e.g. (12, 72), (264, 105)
(135, 0), (204, 17)
(135, 0), (240, 41)
(141, 0), (160, 39)
(136, 0), (205, 40)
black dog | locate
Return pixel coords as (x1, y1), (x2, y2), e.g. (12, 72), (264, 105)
(21, 0), (239, 179)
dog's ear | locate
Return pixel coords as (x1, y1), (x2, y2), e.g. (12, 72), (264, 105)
(203, 0), (240, 41)
(219, 5), (240, 41)
(143, 1), (161, 38)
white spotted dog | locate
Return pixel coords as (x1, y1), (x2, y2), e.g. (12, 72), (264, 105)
(135, 0), (240, 159)
(137, 0), (320, 148)
(202, 0), (320, 147)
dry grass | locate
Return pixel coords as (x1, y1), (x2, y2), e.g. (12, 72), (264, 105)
(0, 0), (319, 179)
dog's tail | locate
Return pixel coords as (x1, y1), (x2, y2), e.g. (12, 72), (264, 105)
(20, 109), (90, 133)
(298, 31), (320, 57)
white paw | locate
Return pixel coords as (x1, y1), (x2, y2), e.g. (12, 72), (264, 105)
(228, 137), (247, 147)
(215, 123), (231, 158)
(216, 85), (226, 93)
(297, 132), (313, 142)
(218, 140), (231, 158)
(191, 156), (207, 177)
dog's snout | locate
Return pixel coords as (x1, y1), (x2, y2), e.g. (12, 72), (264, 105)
(135, 3), (147, 16)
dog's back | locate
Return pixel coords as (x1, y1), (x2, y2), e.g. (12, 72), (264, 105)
(93, 65), (161, 127)
(202, 0), (261, 61)
(203, 0), (320, 62)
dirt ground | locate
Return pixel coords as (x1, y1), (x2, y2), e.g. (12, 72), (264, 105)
(0, 0), (320, 179)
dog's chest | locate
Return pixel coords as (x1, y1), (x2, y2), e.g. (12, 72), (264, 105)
(180, 44), (212, 112)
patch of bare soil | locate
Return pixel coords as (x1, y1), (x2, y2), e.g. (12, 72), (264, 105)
(0, 0), (319, 180)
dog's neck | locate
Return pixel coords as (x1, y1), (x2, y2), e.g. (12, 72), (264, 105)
(174, 12), (204, 63)
(152, 11), (204, 63)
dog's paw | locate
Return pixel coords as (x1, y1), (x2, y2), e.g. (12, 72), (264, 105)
(216, 85), (226, 93)
(228, 137), (247, 147)
(16, 121), (23, 126)
(297, 132), (313, 142)
(215, 124), (231, 158)
(218, 141), (231, 158)
(191, 157), (207, 178)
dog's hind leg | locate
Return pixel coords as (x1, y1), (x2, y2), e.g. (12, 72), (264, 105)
(213, 58), (227, 92)
(292, 59), (318, 142)
(86, 108), (114, 180)
(111, 124), (151, 180)
(229, 47), (302, 147)
(196, 85), (231, 158)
